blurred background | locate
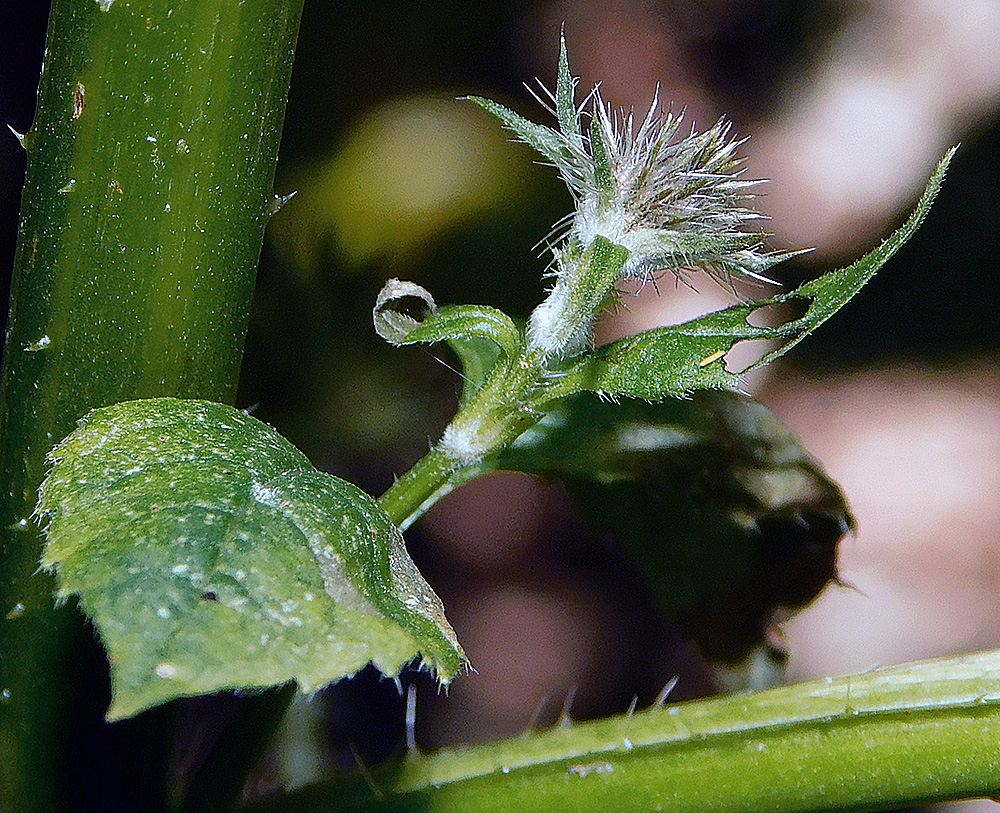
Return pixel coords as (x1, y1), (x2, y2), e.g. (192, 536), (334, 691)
(2, 0), (999, 809)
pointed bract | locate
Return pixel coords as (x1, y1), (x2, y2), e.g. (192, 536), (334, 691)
(556, 35), (579, 140)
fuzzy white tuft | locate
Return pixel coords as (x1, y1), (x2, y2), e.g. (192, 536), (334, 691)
(438, 420), (488, 466)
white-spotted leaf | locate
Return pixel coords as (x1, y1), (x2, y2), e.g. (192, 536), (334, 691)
(36, 398), (465, 720)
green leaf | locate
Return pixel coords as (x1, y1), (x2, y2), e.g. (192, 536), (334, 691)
(556, 148), (956, 401)
(558, 306), (751, 398)
(373, 277), (524, 404)
(406, 305), (523, 406)
(494, 390), (852, 687)
(403, 304), (522, 357)
(36, 398), (464, 720)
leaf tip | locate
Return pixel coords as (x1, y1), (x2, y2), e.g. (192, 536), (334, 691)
(373, 279), (437, 345)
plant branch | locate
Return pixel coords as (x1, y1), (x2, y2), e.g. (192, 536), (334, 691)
(242, 650), (1000, 813)
(377, 243), (630, 529)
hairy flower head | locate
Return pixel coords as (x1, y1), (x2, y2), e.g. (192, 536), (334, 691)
(570, 98), (777, 284)
(470, 37), (795, 357)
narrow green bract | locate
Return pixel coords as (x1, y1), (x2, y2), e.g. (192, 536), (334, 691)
(36, 398), (464, 720)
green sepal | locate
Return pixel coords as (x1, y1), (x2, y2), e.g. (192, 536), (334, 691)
(555, 148), (955, 401)
(588, 116), (616, 208)
(37, 398), (465, 720)
(467, 96), (569, 167)
(572, 236), (632, 330)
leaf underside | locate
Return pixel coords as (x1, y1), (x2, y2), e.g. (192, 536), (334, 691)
(37, 398), (464, 720)
(495, 390), (851, 684)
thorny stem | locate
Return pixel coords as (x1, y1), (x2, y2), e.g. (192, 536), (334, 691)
(242, 651), (1000, 813)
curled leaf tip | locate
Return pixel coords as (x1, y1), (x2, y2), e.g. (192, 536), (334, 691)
(374, 279), (437, 345)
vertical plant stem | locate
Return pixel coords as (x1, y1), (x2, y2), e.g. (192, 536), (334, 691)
(0, 1), (303, 809)
(378, 447), (464, 531)
(378, 350), (546, 530)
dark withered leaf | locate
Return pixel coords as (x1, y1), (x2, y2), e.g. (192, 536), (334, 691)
(494, 390), (853, 689)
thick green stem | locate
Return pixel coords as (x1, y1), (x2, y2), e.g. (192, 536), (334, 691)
(0, 1), (302, 809)
(242, 651), (1000, 813)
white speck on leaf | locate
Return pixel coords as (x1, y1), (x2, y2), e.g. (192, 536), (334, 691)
(568, 761), (614, 777)
(24, 335), (50, 352)
(251, 482), (280, 506)
(155, 662), (179, 679)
